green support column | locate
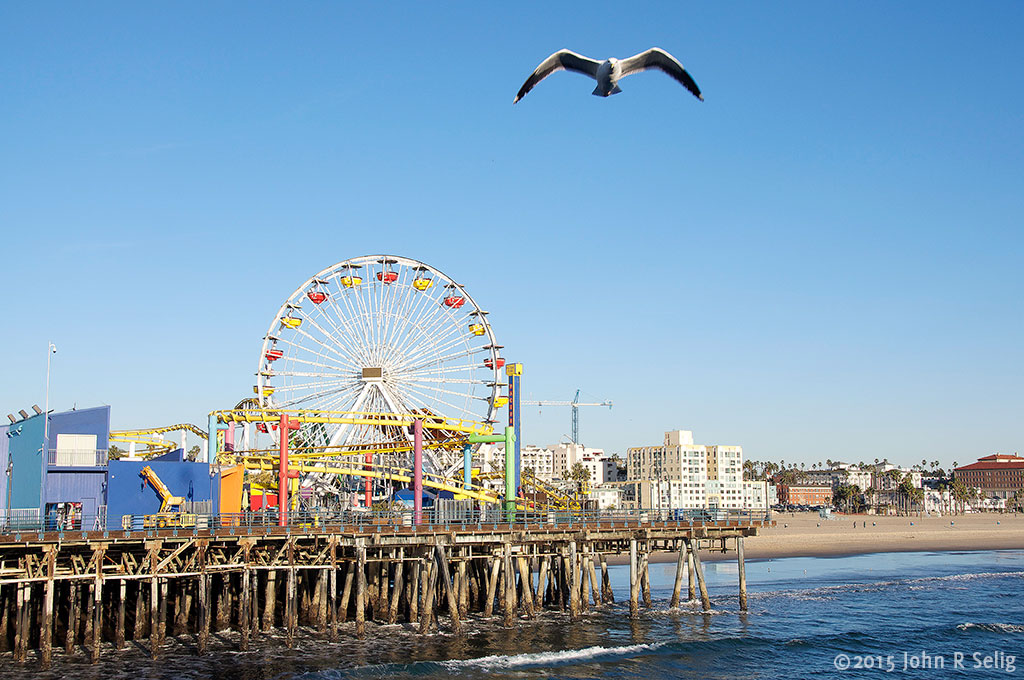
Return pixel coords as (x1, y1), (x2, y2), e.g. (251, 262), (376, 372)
(504, 426), (516, 520)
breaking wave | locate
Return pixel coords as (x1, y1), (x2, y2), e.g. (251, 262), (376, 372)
(441, 643), (664, 669)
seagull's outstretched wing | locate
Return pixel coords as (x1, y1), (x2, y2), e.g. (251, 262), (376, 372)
(619, 47), (703, 101)
(514, 49), (601, 104)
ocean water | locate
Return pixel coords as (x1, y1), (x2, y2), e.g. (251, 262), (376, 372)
(10, 550), (1024, 679)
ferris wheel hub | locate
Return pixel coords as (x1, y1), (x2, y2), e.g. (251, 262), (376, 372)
(361, 367), (384, 382)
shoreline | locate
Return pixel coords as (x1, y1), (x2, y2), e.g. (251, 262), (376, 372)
(606, 512), (1024, 564)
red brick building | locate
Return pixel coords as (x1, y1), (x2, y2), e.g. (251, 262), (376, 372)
(954, 454), (1024, 500)
(777, 484), (833, 506)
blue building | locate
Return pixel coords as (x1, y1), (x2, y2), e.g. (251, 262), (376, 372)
(4, 405), (110, 528)
(107, 451), (221, 530)
(4, 404), (224, 530)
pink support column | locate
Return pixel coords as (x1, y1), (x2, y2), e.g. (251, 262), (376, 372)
(278, 414), (289, 527)
(413, 419), (423, 525)
(364, 450), (372, 508)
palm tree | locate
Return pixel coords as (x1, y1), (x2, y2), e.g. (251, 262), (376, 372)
(1009, 488), (1024, 513)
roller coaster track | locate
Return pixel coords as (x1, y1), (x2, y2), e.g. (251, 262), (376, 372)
(238, 456), (512, 506)
(211, 409), (491, 436)
(109, 424), (210, 456)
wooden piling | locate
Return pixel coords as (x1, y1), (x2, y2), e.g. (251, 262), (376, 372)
(389, 549), (405, 624)
(737, 536), (748, 612)
(600, 553), (614, 603)
(458, 556), (469, 619)
(198, 543), (210, 655)
(286, 558), (297, 647)
(158, 579), (168, 650)
(240, 562), (251, 650)
(329, 539), (339, 639)
(691, 542), (711, 611)
(315, 569), (327, 632)
(589, 553), (602, 606)
(517, 556), (534, 617)
(686, 540), (697, 602)
(435, 545), (462, 634)
(40, 547), (55, 669)
(502, 545), (516, 627)
(641, 550), (652, 608)
(407, 557), (420, 623)
(419, 557), (437, 634)
(149, 545), (160, 658)
(355, 543), (367, 638)
(14, 583), (25, 663)
(132, 582), (144, 643)
(568, 541), (581, 619)
(262, 570), (276, 631)
(670, 539), (688, 608)
(484, 555), (500, 618)
(629, 538), (639, 619)
(579, 550), (590, 612)
(115, 579), (126, 650)
(338, 562), (354, 624)
(376, 557), (389, 621)
(536, 556), (549, 611)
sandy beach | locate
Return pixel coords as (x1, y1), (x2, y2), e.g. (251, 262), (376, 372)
(692, 512), (1024, 562)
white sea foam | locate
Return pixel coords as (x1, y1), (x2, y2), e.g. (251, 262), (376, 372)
(750, 570), (1023, 602)
(957, 622), (1024, 634)
(441, 642), (663, 669)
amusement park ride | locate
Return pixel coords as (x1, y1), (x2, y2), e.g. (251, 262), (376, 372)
(111, 255), (587, 522)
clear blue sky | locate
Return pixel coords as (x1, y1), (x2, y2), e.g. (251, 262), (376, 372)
(2, 2), (1021, 467)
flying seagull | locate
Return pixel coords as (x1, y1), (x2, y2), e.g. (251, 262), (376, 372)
(513, 47), (703, 104)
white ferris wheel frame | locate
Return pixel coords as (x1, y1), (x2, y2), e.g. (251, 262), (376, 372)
(256, 255), (502, 471)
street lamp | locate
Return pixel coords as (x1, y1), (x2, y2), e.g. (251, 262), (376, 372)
(43, 343), (56, 457)
(41, 342), (57, 524)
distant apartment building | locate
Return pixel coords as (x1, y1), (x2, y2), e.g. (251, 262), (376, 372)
(802, 464), (872, 491)
(873, 464), (923, 491)
(626, 430), (763, 510)
(520, 444), (556, 483)
(777, 484), (833, 506)
(579, 456), (617, 487)
(588, 484), (622, 510)
(550, 443), (605, 480)
(954, 454), (1024, 500)
(743, 480), (770, 509)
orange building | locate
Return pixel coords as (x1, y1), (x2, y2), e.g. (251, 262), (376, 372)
(777, 484), (833, 507)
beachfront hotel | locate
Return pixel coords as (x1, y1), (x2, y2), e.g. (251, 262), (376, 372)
(625, 430), (767, 511)
(954, 453), (1024, 501)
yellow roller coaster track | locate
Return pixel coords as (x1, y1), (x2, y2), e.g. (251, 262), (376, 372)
(220, 436), (467, 463)
(109, 424), (210, 457)
(111, 423), (209, 439)
(238, 456), (523, 507)
(210, 409), (492, 436)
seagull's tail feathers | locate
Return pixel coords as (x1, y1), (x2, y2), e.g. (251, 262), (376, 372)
(592, 84), (622, 97)
(610, 84), (622, 95)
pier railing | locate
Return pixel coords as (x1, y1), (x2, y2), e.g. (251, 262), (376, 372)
(0, 506), (771, 537)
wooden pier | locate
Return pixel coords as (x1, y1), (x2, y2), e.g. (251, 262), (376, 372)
(0, 516), (769, 668)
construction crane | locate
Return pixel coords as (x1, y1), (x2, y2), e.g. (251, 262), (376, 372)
(521, 390), (613, 444)
(133, 465), (197, 529)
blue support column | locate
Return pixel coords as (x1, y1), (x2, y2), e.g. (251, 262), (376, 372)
(207, 413), (218, 464)
(463, 443), (472, 490)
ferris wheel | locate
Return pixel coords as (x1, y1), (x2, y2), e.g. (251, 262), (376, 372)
(256, 255), (503, 472)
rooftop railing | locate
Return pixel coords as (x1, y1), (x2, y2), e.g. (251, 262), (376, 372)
(46, 448), (108, 467)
